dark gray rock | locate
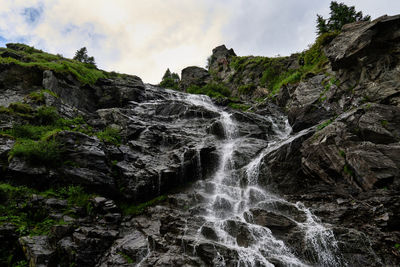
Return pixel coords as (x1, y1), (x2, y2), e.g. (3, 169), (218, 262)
(180, 66), (211, 91)
(301, 103), (400, 192)
(19, 236), (55, 267)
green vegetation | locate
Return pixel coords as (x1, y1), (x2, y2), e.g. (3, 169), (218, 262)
(187, 83), (231, 98)
(8, 139), (62, 167)
(73, 47), (96, 66)
(0, 98), (120, 167)
(96, 126), (122, 146)
(343, 164), (354, 177)
(317, 119), (333, 130)
(159, 68), (180, 90)
(120, 195), (167, 216)
(118, 252), (135, 264)
(26, 89), (58, 104)
(228, 31), (338, 98)
(316, 1), (370, 35)
(238, 84), (256, 95)
(228, 102), (251, 112)
(0, 183), (92, 244)
(0, 43), (107, 85)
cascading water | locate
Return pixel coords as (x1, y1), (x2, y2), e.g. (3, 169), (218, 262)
(140, 85), (343, 266)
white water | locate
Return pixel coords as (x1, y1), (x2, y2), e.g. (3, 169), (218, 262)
(141, 85), (343, 266)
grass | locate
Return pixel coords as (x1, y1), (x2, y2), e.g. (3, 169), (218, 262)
(227, 31), (339, 98)
(26, 89), (58, 104)
(96, 126), (122, 145)
(187, 83), (231, 98)
(8, 139), (62, 167)
(1, 100), (115, 167)
(237, 84), (256, 95)
(0, 43), (107, 85)
(228, 102), (251, 111)
(120, 195), (167, 216)
(0, 183), (93, 266)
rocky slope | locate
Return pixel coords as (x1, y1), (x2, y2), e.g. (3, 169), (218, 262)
(0, 14), (399, 267)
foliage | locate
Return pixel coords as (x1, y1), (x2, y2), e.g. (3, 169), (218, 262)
(206, 55), (216, 69)
(26, 89), (58, 104)
(159, 68), (180, 90)
(36, 106), (60, 125)
(238, 84), (256, 95)
(96, 127), (122, 145)
(8, 139), (62, 167)
(73, 47), (96, 66)
(120, 195), (167, 216)
(8, 102), (33, 114)
(317, 119), (333, 130)
(316, 1), (371, 35)
(187, 83), (231, 98)
(118, 252), (135, 264)
(0, 43), (106, 84)
(228, 102), (251, 111)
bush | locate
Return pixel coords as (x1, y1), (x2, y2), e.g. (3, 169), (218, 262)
(36, 106), (60, 125)
(7, 125), (53, 140)
(96, 127), (122, 145)
(159, 68), (180, 90)
(8, 139), (62, 167)
(8, 102), (33, 114)
(238, 84), (256, 95)
(160, 77), (178, 90)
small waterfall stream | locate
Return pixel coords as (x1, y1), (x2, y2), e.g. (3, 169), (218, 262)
(139, 85), (343, 266)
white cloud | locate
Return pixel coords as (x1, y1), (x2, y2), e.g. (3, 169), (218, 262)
(0, 0), (399, 83)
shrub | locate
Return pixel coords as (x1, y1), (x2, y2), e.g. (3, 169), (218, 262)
(6, 125), (53, 140)
(96, 127), (122, 145)
(36, 106), (60, 125)
(8, 102), (33, 114)
(159, 68), (180, 90)
(238, 84), (256, 95)
(8, 139), (62, 167)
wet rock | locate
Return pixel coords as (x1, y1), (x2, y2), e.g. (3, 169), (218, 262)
(201, 224), (219, 241)
(98, 230), (149, 266)
(247, 209), (296, 230)
(95, 75), (145, 108)
(19, 236), (55, 266)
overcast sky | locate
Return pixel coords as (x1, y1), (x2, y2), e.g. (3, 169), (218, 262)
(0, 0), (399, 83)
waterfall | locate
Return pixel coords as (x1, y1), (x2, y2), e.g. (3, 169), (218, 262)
(139, 85), (343, 266)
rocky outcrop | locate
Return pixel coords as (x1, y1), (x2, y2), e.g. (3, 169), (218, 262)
(180, 66), (210, 91)
(301, 103), (400, 192)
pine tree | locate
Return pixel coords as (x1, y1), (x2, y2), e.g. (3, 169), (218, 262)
(73, 47), (96, 67)
(316, 1), (371, 35)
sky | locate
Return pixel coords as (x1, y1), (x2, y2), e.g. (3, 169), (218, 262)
(0, 0), (399, 83)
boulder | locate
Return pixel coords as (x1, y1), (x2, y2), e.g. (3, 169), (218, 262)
(180, 66), (211, 90)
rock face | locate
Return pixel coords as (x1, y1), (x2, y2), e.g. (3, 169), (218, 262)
(180, 66), (211, 91)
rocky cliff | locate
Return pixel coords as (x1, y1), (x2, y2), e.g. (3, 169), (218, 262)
(0, 15), (399, 267)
